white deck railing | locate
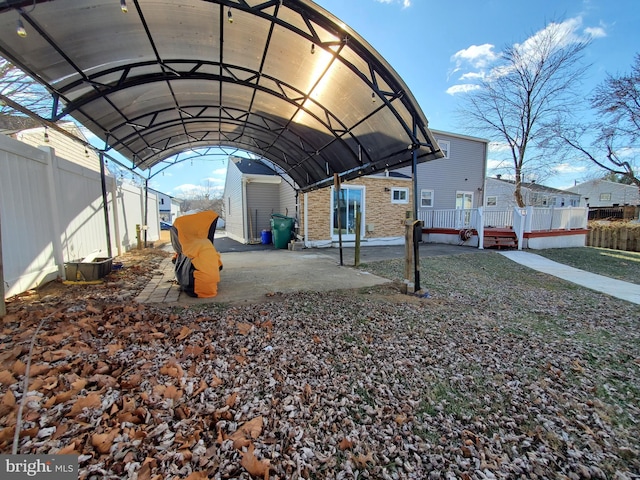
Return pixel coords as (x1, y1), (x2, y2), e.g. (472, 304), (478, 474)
(420, 207), (588, 250)
(420, 209), (480, 230)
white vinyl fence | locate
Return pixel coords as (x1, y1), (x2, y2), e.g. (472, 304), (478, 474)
(1, 134), (159, 298)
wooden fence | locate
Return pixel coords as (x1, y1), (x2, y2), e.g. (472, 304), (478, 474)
(588, 206), (639, 221)
(586, 224), (640, 252)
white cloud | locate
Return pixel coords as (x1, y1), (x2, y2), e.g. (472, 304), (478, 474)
(459, 71), (485, 81)
(554, 163), (587, 174)
(445, 84), (480, 95)
(211, 167), (227, 176)
(487, 159), (508, 169)
(374, 0), (411, 8)
(172, 183), (209, 197)
(204, 176), (225, 185)
(584, 26), (606, 39)
(448, 16), (607, 94)
(451, 43), (498, 70)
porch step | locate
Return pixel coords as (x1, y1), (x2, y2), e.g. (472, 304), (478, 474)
(484, 228), (518, 250)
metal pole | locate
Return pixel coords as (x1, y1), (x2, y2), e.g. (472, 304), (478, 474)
(411, 121), (421, 292)
(99, 153), (113, 258)
(334, 174), (343, 266)
(0, 208), (6, 317)
(144, 179), (149, 248)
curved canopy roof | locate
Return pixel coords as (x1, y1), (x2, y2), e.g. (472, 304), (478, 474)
(0, 0), (443, 191)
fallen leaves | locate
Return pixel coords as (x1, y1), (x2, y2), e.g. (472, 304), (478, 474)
(1, 249), (640, 479)
(67, 393), (101, 417)
(241, 443), (270, 479)
(227, 415), (263, 449)
(91, 428), (120, 454)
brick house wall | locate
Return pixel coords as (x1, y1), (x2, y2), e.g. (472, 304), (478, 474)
(301, 176), (413, 244)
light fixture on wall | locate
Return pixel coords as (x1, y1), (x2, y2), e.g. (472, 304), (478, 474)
(384, 187), (390, 192)
(310, 43), (315, 54)
(43, 127), (49, 143)
(120, 0), (128, 13)
(227, 8), (233, 23)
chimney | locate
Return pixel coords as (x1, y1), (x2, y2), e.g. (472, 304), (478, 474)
(496, 174), (502, 180)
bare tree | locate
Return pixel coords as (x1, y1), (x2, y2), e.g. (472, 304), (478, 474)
(179, 180), (223, 214)
(460, 21), (590, 206)
(553, 54), (640, 193)
(0, 57), (52, 117)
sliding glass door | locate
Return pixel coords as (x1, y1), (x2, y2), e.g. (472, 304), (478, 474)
(332, 186), (364, 241)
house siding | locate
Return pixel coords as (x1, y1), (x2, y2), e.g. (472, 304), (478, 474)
(395, 131), (487, 210)
(567, 180), (640, 207)
(16, 124), (100, 172)
(484, 178), (521, 208)
(247, 183), (280, 239)
(279, 175), (298, 221)
(485, 177), (581, 208)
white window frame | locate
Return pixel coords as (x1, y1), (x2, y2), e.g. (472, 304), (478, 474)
(391, 187), (409, 204)
(436, 139), (450, 159)
(486, 195), (497, 207)
(420, 189), (434, 208)
(600, 192), (612, 202)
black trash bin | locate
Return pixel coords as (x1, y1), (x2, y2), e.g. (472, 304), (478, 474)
(270, 214), (294, 249)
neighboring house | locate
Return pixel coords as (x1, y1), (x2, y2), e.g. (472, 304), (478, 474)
(223, 130), (488, 247)
(223, 156), (297, 244)
(485, 176), (581, 208)
(566, 179), (640, 207)
(149, 188), (181, 223)
(9, 121), (101, 172)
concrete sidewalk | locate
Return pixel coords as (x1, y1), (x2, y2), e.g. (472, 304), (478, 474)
(499, 251), (640, 305)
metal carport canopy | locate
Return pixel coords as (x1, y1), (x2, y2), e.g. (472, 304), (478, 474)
(0, 0), (444, 192)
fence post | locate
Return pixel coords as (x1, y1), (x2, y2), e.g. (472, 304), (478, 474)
(477, 207), (484, 249)
(0, 210), (5, 317)
(525, 206), (533, 232)
(42, 147), (66, 279)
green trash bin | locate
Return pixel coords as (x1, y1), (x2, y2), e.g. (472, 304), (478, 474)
(270, 214), (294, 249)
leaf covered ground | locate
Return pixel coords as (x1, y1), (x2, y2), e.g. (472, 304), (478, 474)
(1, 249), (639, 479)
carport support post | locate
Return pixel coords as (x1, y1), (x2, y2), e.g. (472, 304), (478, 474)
(0, 210), (5, 317)
(99, 153), (113, 258)
(334, 174), (343, 266)
(144, 179), (149, 248)
(411, 133), (421, 292)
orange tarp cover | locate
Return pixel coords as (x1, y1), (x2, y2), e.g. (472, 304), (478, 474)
(173, 211), (222, 297)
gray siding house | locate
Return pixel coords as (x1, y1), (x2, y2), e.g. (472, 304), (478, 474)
(485, 177), (581, 208)
(223, 156), (297, 244)
(567, 179), (640, 207)
(394, 130), (488, 212)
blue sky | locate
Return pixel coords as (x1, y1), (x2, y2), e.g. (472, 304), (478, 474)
(142, 0), (639, 198)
